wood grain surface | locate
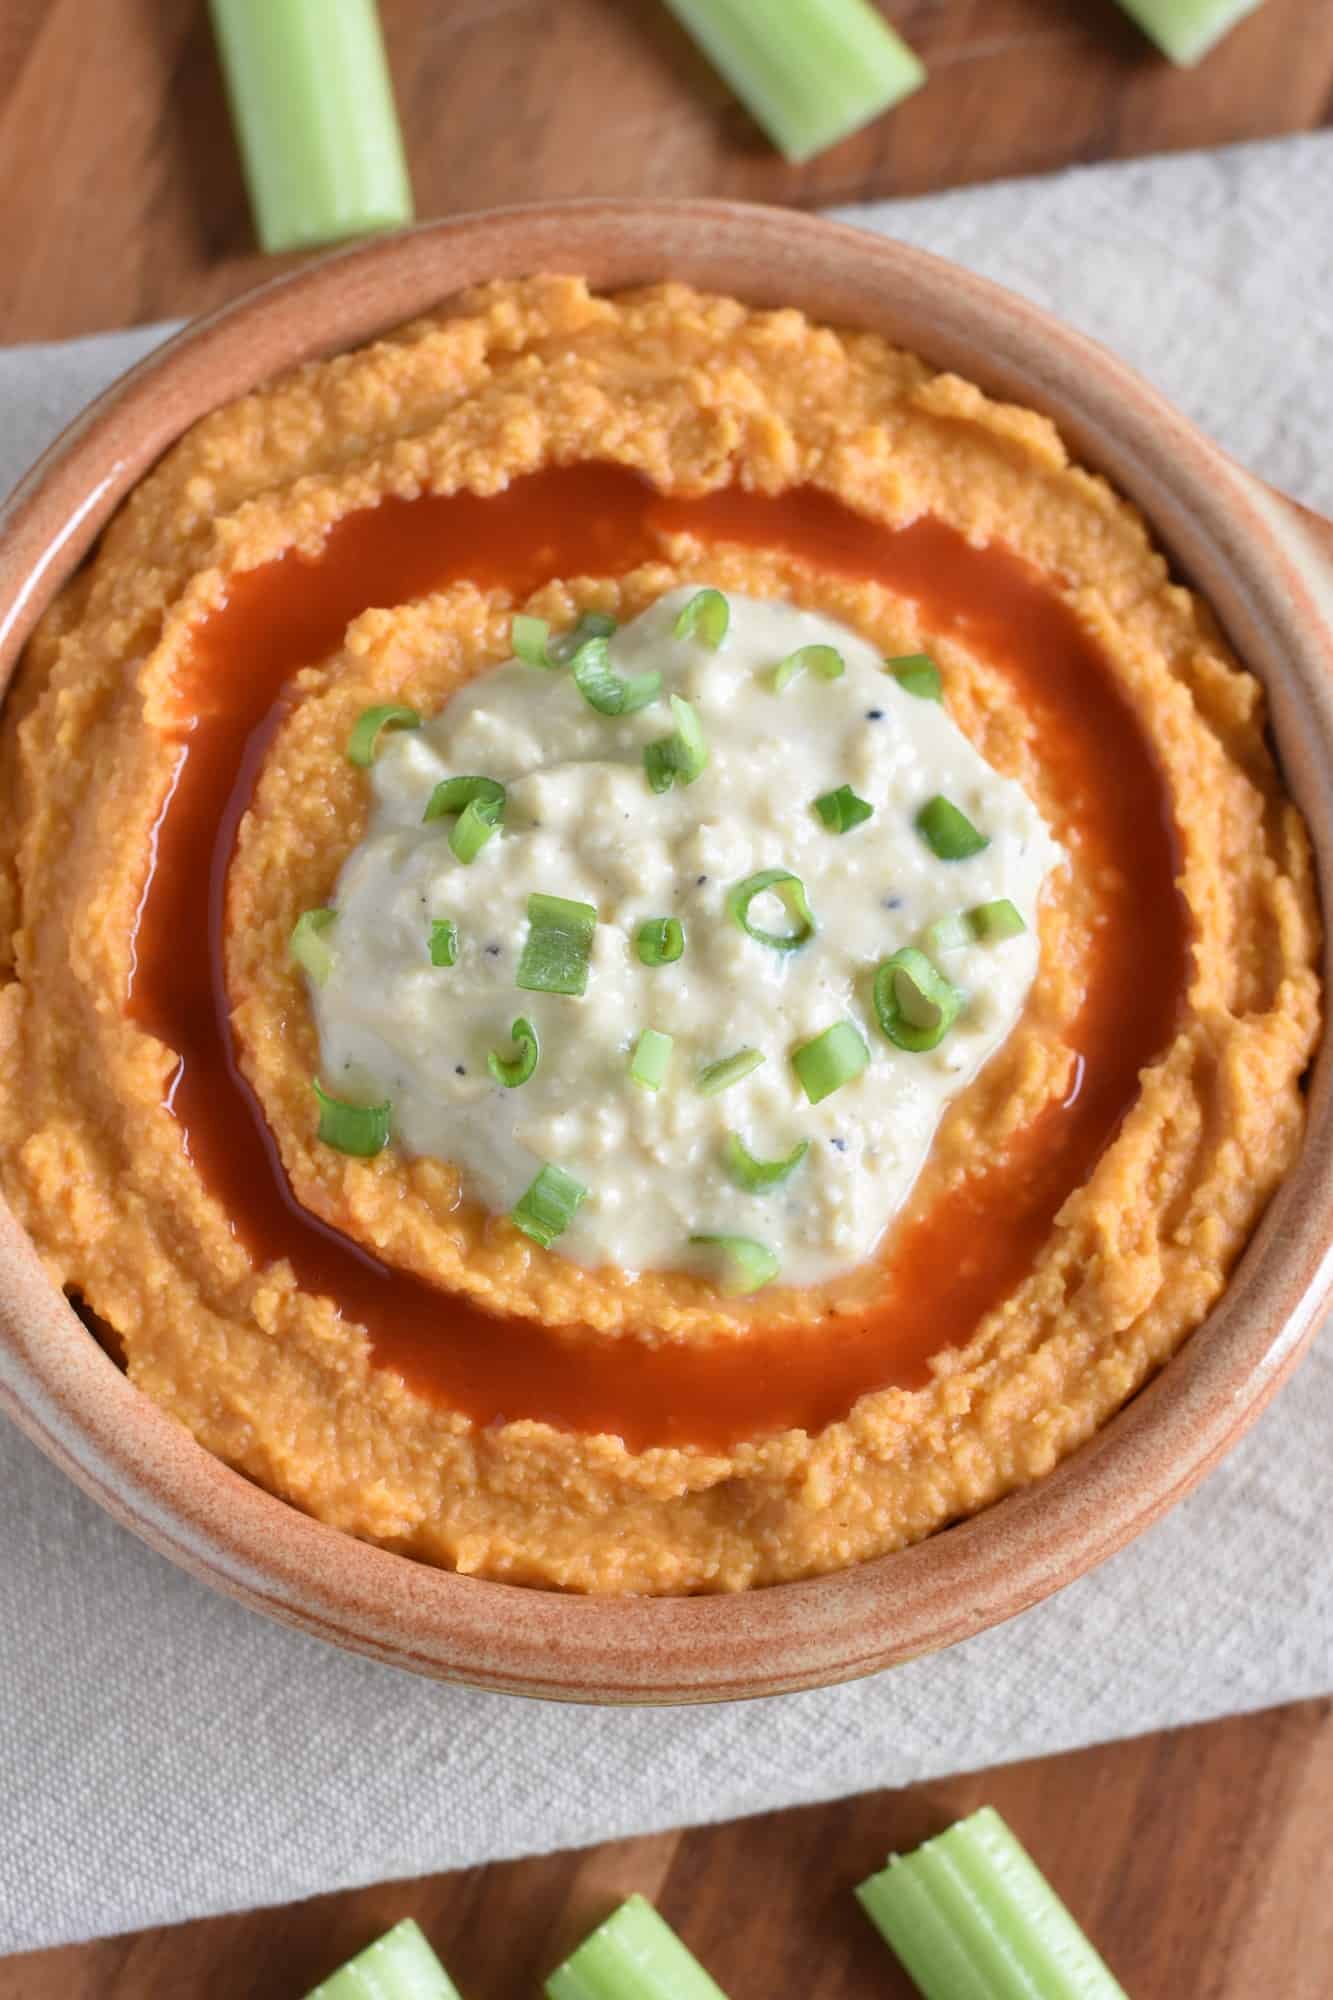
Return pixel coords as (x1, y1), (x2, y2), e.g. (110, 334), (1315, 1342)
(2, 3), (1331, 1995)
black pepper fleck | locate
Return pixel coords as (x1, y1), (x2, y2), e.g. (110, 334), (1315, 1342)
(454, 1064), (466, 1076)
(696, 874), (708, 886)
(865, 707), (885, 721)
(883, 895), (903, 911)
(829, 1136), (848, 1153)
(485, 943), (501, 957)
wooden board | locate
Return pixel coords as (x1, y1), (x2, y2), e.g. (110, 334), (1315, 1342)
(4, 1700), (1333, 1998)
(0, 0), (1330, 341)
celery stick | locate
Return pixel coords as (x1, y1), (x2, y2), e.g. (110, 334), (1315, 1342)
(856, 1806), (1129, 1999)
(545, 1893), (730, 2000)
(661, 0), (924, 164)
(209, 0), (414, 253)
(1113, 0), (1266, 64)
(303, 1917), (461, 2000)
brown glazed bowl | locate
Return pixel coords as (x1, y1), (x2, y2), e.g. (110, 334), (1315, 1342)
(2, 202), (1332, 1703)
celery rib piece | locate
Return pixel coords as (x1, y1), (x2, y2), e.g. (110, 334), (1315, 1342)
(661, 0), (924, 164)
(1112, 0), (1266, 64)
(303, 1917), (462, 2000)
(209, 0), (414, 253)
(545, 1893), (730, 2000)
(856, 1806), (1128, 2000)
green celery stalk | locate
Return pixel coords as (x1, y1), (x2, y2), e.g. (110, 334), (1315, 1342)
(855, 1806), (1129, 1999)
(545, 1893), (730, 2000)
(1112, 0), (1266, 64)
(209, 0), (414, 252)
(303, 1917), (462, 1999)
(661, 0), (924, 164)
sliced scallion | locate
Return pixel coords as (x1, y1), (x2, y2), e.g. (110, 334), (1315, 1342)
(428, 919), (459, 968)
(289, 907), (337, 986)
(487, 1016), (540, 1088)
(855, 1805), (1129, 2000)
(888, 654), (943, 701)
(814, 784), (874, 834)
(644, 695), (709, 793)
(916, 794), (989, 862)
(312, 1081), (391, 1158)
(571, 635), (662, 716)
(517, 892), (598, 997)
(423, 774), (506, 863)
(696, 1046), (766, 1096)
(689, 1233), (780, 1297)
(791, 1021), (869, 1104)
(728, 867), (815, 952)
(673, 587), (730, 649)
(924, 910), (975, 956)
(873, 947), (963, 1053)
(346, 703), (420, 766)
(970, 897), (1027, 941)
(512, 613), (555, 668)
(303, 1915), (461, 2000)
(773, 643), (844, 691)
(630, 1027), (674, 1091)
(512, 1162), (587, 1249)
(1113, 0), (1262, 65)
(723, 1131), (809, 1193)
(545, 1893), (729, 2000)
(551, 610), (618, 664)
(636, 916), (685, 966)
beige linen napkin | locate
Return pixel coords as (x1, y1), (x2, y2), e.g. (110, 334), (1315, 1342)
(1, 134), (1330, 1955)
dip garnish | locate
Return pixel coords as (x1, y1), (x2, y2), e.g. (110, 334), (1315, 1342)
(428, 919), (459, 967)
(673, 587), (730, 649)
(630, 1028), (674, 1091)
(312, 1080), (392, 1157)
(422, 774), (507, 863)
(644, 693), (709, 793)
(928, 900), (1027, 954)
(511, 613), (556, 668)
(689, 1232), (780, 1296)
(773, 642), (845, 690)
(723, 1131), (810, 1193)
(346, 702), (421, 766)
(512, 1163), (587, 1248)
(488, 1016), (540, 1089)
(728, 867), (817, 951)
(873, 949), (964, 1054)
(696, 1046), (766, 1096)
(570, 634), (662, 716)
(916, 794), (990, 861)
(289, 907), (337, 985)
(888, 655), (943, 700)
(516, 892), (598, 997)
(792, 1020), (871, 1103)
(635, 916), (686, 966)
(814, 784), (874, 834)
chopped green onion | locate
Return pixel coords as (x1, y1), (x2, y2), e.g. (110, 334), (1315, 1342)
(689, 1233), (780, 1297)
(791, 1021), (870, 1103)
(423, 774), (506, 863)
(969, 897), (1027, 941)
(855, 1805), (1129, 2000)
(636, 916), (685, 966)
(888, 654), (943, 701)
(346, 703), (420, 766)
(644, 694), (709, 793)
(924, 910), (975, 955)
(723, 1131), (809, 1193)
(659, 0), (925, 166)
(571, 635), (662, 716)
(303, 1915), (461, 2000)
(728, 867), (816, 952)
(512, 1162), (587, 1249)
(550, 610), (618, 664)
(428, 919), (459, 967)
(696, 1046), (766, 1096)
(773, 643), (845, 691)
(209, 0), (415, 256)
(512, 613), (555, 667)
(312, 1080), (391, 1158)
(916, 794), (990, 861)
(545, 1893), (730, 2000)
(814, 784), (874, 834)
(1112, 0), (1263, 66)
(630, 1027), (674, 1091)
(673, 587), (730, 649)
(487, 1016), (540, 1088)
(873, 947), (964, 1053)
(517, 892), (598, 997)
(289, 907), (337, 985)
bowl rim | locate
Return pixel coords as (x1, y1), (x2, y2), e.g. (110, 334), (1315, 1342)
(2, 196), (1331, 1703)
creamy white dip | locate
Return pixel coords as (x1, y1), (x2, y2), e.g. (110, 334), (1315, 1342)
(310, 587), (1061, 1286)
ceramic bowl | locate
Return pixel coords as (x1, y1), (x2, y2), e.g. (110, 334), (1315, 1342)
(2, 202), (1331, 1703)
